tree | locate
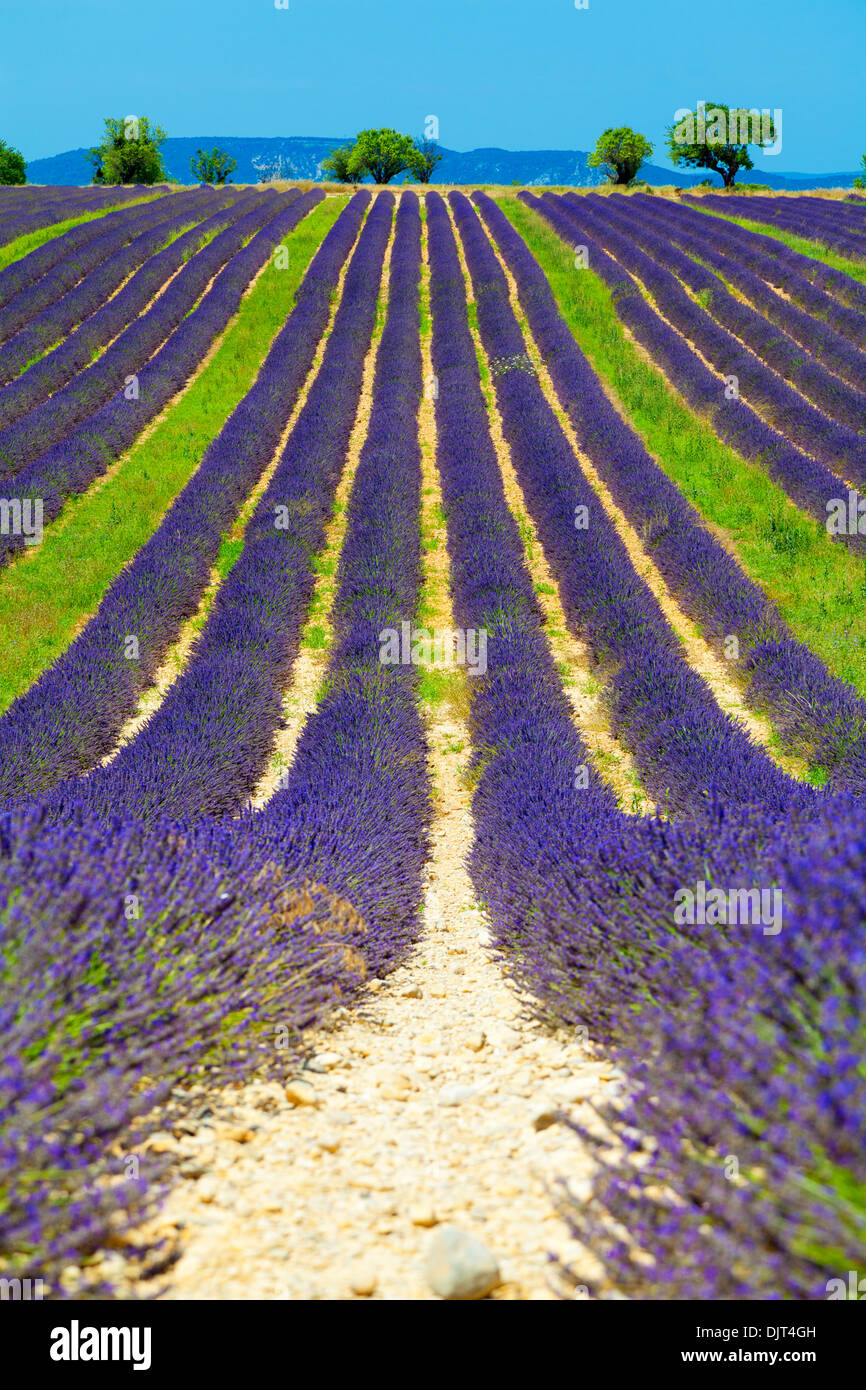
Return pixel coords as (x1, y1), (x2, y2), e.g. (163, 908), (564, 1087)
(410, 136), (443, 184)
(190, 147), (236, 184)
(853, 154), (866, 190)
(666, 102), (778, 189)
(321, 144), (356, 183)
(349, 128), (418, 184)
(588, 127), (653, 186)
(0, 138), (26, 185)
(88, 116), (167, 185)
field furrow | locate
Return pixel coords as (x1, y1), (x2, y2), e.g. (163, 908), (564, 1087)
(478, 194), (866, 790)
(0, 190), (244, 410)
(0, 194), (359, 797)
(528, 191), (866, 553)
(553, 192), (866, 485)
(38, 195), (394, 822)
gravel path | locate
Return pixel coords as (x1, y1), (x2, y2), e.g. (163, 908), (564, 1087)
(126, 813), (619, 1301)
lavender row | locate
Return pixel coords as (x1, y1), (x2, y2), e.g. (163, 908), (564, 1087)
(0, 195), (318, 569)
(0, 192), (287, 481)
(474, 192), (866, 790)
(450, 192), (810, 820)
(683, 197), (866, 319)
(254, 192), (430, 972)
(449, 198), (866, 1297)
(525, 787), (866, 1298)
(582, 192), (866, 436)
(0, 194), (267, 431)
(433, 192), (866, 1299)
(729, 193), (866, 238)
(693, 192), (866, 256)
(785, 193), (866, 221)
(720, 191), (866, 235)
(0, 185), (163, 249)
(527, 192), (866, 555)
(644, 193), (866, 350)
(631, 193), (866, 394)
(0, 195), (416, 1288)
(0, 800), (366, 1290)
(687, 191), (866, 261)
(556, 192), (866, 486)
(0, 195), (367, 812)
(0, 190), (211, 347)
(426, 190), (621, 937)
(41, 194), (394, 824)
(0, 191), (203, 310)
(0, 188), (238, 392)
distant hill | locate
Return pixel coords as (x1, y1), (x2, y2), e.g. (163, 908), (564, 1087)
(23, 137), (864, 189)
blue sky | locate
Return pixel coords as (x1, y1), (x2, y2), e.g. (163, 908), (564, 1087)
(1, 0), (863, 171)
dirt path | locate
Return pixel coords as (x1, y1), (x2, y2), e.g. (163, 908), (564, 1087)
(125, 889), (616, 1300)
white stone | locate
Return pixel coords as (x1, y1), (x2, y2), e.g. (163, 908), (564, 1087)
(409, 1204), (439, 1228)
(285, 1079), (318, 1107)
(308, 1051), (342, 1072)
(438, 1083), (477, 1107)
(425, 1225), (500, 1300)
(349, 1266), (378, 1296)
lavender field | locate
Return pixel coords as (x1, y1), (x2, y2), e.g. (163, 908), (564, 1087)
(1, 178), (865, 1309)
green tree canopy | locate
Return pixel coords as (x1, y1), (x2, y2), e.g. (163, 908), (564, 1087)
(666, 102), (777, 188)
(190, 147), (236, 184)
(410, 137), (443, 184)
(0, 138), (26, 185)
(588, 127), (653, 185)
(349, 128), (418, 184)
(853, 154), (866, 190)
(88, 117), (168, 186)
(321, 144), (356, 183)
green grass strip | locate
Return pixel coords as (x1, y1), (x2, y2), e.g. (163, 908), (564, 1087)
(0, 195), (347, 713)
(683, 200), (866, 287)
(0, 192), (166, 273)
(496, 195), (866, 696)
